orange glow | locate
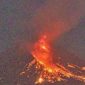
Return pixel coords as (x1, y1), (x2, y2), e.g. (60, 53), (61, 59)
(82, 67), (85, 71)
(32, 35), (53, 68)
(20, 35), (85, 84)
(35, 77), (44, 84)
(30, 35), (85, 84)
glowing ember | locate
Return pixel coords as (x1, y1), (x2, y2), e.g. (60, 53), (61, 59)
(20, 35), (85, 84)
(35, 77), (44, 84)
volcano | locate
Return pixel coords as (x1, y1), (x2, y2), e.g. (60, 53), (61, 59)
(0, 40), (85, 85)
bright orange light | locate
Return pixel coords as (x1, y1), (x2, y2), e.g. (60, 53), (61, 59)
(32, 35), (53, 68)
(31, 35), (85, 84)
(35, 77), (44, 84)
(21, 35), (85, 84)
(81, 67), (85, 71)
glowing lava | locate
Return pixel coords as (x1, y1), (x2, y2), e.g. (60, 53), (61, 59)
(20, 35), (85, 84)
(32, 35), (53, 68)
(31, 35), (85, 84)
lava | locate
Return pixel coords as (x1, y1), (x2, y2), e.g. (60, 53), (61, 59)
(21, 35), (85, 84)
(32, 35), (53, 68)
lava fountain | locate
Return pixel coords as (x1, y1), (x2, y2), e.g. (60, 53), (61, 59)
(20, 35), (85, 84)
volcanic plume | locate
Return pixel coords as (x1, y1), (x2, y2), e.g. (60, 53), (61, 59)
(20, 0), (85, 84)
(26, 35), (85, 84)
(31, 0), (85, 42)
(20, 34), (85, 84)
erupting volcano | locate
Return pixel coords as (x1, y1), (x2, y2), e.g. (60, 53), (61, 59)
(20, 35), (85, 84)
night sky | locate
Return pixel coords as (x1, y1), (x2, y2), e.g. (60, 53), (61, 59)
(0, 0), (85, 85)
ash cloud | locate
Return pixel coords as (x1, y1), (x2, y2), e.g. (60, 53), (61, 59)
(31, 0), (85, 42)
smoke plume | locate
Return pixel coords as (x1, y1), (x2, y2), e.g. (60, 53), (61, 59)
(31, 0), (85, 42)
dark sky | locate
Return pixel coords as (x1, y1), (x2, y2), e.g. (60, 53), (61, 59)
(0, 0), (85, 85)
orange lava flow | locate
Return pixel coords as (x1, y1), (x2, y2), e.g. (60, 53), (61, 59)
(31, 35), (85, 84)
